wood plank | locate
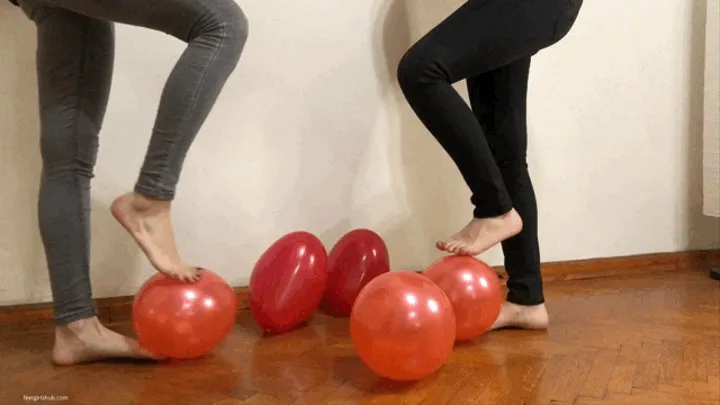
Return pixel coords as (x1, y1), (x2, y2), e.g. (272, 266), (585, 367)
(579, 348), (620, 398)
(607, 344), (641, 395)
(0, 262), (719, 405)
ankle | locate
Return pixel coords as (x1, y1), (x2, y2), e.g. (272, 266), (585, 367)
(505, 301), (546, 310)
(127, 192), (170, 213)
(502, 209), (522, 226)
(504, 209), (520, 219)
(472, 209), (522, 226)
(492, 301), (549, 330)
(56, 317), (101, 337)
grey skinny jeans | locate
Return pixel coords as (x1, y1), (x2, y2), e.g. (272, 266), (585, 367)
(18, 0), (248, 324)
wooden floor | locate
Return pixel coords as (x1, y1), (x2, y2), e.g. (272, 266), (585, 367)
(1, 270), (718, 405)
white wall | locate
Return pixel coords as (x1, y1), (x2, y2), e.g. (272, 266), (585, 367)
(1, 0), (718, 305)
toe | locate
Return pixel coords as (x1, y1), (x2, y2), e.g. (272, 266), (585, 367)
(446, 242), (461, 254)
(127, 338), (164, 360)
(185, 268), (200, 282)
(135, 345), (163, 360)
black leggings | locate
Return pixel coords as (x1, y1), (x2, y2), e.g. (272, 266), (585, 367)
(398, 0), (582, 305)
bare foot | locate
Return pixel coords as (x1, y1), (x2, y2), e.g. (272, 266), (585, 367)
(436, 209), (523, 255)
(490, 301), (549, 330)
(111, 192), (198, 281)
(52, 317), (162, 365)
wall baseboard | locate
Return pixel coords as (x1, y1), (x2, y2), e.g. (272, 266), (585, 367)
(495, 249), (720, 281)
(1, 249), (718, 326)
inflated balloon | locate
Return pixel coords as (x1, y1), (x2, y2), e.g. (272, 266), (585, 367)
(324, 229), (390, 316)
(132, 269), (237, 359)
(249, 231), (327, 334)
(350, 271), (456, 381)
(424, 256), (502, 342)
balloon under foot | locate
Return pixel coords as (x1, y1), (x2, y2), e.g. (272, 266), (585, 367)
(132, 269), (238, 359)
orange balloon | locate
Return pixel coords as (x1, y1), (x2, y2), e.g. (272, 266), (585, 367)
(350, 271), (456, 381)
(424, 256), (502, 342)
(132, 269), (237, 359)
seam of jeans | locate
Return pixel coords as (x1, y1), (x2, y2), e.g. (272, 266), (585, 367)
(72, 19), (92, 318)
(150, 0), (227, 195)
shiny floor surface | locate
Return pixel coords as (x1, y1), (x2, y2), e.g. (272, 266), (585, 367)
(1, 270), (718, 405)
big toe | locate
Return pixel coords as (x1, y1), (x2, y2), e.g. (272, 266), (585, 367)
(129, 340), (164, 360)
(436, 240), (446, 250)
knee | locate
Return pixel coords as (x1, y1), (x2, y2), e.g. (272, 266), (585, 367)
(496, 157), (528, 178)
(40, 133), (97, 178)
(397, 46), (448, 94)
(192, 0), (249, 62)
(223, 2), (249, 60)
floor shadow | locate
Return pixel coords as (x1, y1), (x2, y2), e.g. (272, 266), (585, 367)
(331, 355), (420, 393)
(247, 329), (333, 399)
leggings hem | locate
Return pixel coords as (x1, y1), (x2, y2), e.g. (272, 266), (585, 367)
(506, 294), (545, 306)
(54, 307), (96, 326)
(134, 184), (175, 201)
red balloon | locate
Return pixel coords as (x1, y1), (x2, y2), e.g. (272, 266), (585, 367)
(324, 229), (390, 316)
(132, 269), (237, 359)
(249, 231), (327, 334)
(350, 271), (456, 381)
(424, 256), (502, 342)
